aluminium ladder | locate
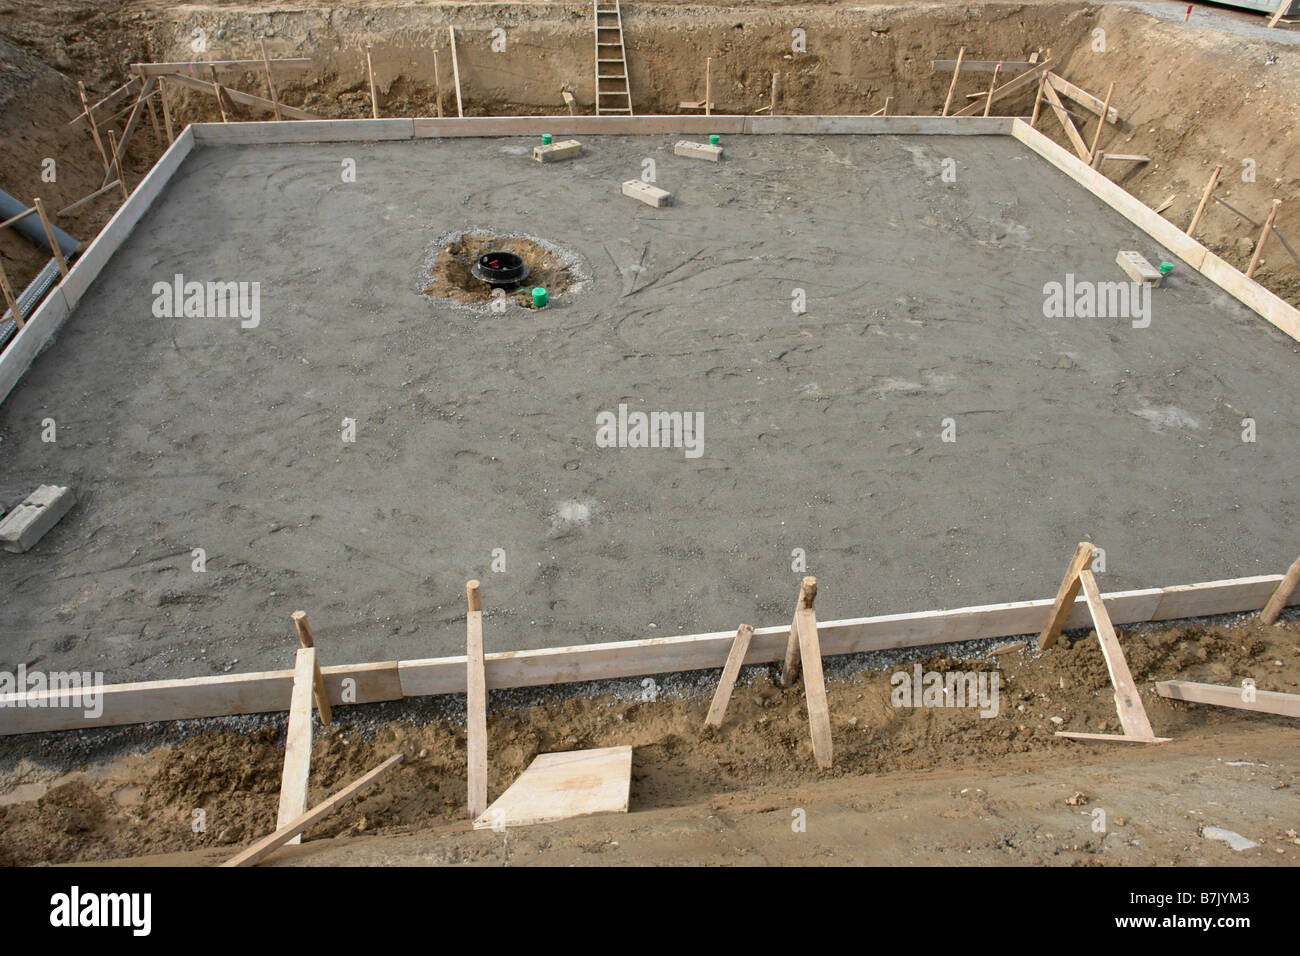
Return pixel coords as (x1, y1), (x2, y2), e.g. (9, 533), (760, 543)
(594, 1), (633, 115)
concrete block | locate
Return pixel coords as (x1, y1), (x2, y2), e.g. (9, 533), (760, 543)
(533, 140), (583, 163)
(0, 484), (75, 553)
(674, 140), (723, 162)
(622, 180), (672, 207)
(1116, 250), (1162, 287)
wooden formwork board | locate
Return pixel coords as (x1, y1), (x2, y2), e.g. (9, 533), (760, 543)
(0, 574), (1292, 737)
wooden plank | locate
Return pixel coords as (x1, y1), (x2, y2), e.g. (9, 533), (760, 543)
(1196, 249), (1300, 342)
(160, 71), (319, 121)
(1078, 570), (1156, 740)
(471, 746), (631, 830)
(1268, 0), (1290, 27)
(1046, 73), (1119, 124)
(704, 624), (754, 727)
(1039, 81), (1090, 160)
(934, 59), (1033, 74)
(748, 115), (1012, 135)
(1100, 154), (1150, 164)
(415, 115), (747, 138)
(291, 611), (331, 723)
(1156, 680), (1300, 718)
(67, 78), (143, 130)
(1260, 554), (1300, 624)
(131, 58), (313, 78)
(0, 575), (1294, 736)
(57, 180), (123, 218)
(1086, 81), (1114, 167)
(781, 577), (817, 687)
(1055, 731), (1171, 743)
(1038, 542), (1095, 649)
(952, 60), (1052, 117)
(796, 606), (833, 769)
(277, 647), (316, 844)
(224, 754), (402, 866)
(193, 119), (415, 145)
(465, 580), (488, 820)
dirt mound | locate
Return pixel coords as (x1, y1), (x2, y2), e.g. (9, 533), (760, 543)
(0, 615), (1295, 865)
(424, 230), (587, 308)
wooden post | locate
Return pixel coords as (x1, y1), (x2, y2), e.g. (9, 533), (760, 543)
(1087, 81), (1114, 168)
(0, 259), (24, 329)
(941, 46), (965, 117)
(705, 57), (712, 117)
(145, 90), (163, 145)
(159, 77), (175, 144)
(1188, 163), (1223, 237)
(277, 646), (316, 845)
(32, 198), (68, 278)
(449, 26), (464, 118)
(1246, 199), (1282, 278)
(770, 72), (778, 116)
(106, 130), (129, 203)
(433, 49), (444, 118)
(77, 81), (111, 175)
(795, 601), (833, 769)
(704, 624), (754, 728)
(1038, 542), (1095, 650)
(291, 611), (332, 723)
(982, 62), (1002, 117)
(780, 576), (817, 688)
(260, 39), (282, 121)
(209, 66), (229, 122)
(366, 45), (379, 119)
(465, 580), (488, 820)
(1029, 73), (1045, 128)
(1260, 553), (1300, 624)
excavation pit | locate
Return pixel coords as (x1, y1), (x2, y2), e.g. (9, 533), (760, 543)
(0, 127), (1297, 688)
(423, 230), (586, 309)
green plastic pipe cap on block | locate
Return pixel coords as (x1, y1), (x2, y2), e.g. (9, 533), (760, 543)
(542, 133), (552, 145)
(532, 287), (548, 308)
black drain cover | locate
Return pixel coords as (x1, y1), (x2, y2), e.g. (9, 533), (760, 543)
(470, 251), (530, 288)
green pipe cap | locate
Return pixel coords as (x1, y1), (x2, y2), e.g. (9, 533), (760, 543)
(532, 287), (549, 308)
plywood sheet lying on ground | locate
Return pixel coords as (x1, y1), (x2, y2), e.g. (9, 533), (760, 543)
(472, 746), (632, 830)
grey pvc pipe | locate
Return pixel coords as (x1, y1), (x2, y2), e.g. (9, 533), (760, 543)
(0, 188), (79, 259)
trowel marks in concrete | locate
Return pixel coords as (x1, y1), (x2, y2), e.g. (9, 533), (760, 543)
(0, 135), (1296, 682)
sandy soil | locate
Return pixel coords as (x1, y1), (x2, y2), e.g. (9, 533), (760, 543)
(1, 614), (1296, 866)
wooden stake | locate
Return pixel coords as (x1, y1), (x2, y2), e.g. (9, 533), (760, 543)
(57, 181), (122, 218)
(277, 646), (317, 845)
(982, 62), (1002, 117)
(159, 77), (175, 144)
(796, 603), (833, 769)
(465, 579), (488, 820)
(883, 95), (893, 117)
(209, 66), (229, 122)
(0, 206), (35, 231)
(1268, 0), (1289, 27)
(1038, 542), (1095, 649)
(366, 45), (379, 119)
(261, 39), (282, 121)
(705, 57), (712, 117)
(1087, 81), (1114, 168)
(1260, 553), (1300, 624)
(432, 49), (445, 118)
(941, 46), (965, 117)
(1040, 80), (1091, 160)
(1157, 680), (1300, 718)
(106, 131), (129, 203)
(1055, 570), (1167, 743)
(32, 198), (68, 278)
(449, 26), (464, 118)
(770, 72), (778, 116)
(1029, 73), (1045, 128)
(1246, 199), (1282, 278)
(77, 81), (112, 175)
(780, 576), (818, 688)
(223, 754), (402, 867)
(1188, 163), (1222, 237)
(0, 259), (24, 329)
(704, 624), (754, 728)
(291, 611), (332, 724)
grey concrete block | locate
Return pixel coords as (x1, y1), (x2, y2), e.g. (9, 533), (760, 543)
(0, 484), (76, 553)
(533, 140), (583, 163)
(674, 140), (723, 162)
(1116, 250), (1162, 286)
(622, 179), (672, 207)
